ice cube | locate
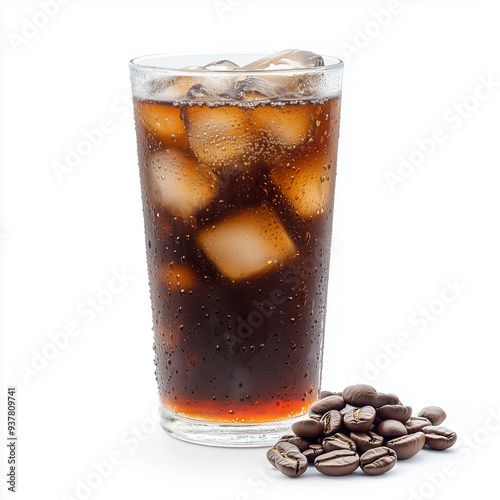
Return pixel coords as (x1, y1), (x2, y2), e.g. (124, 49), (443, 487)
(242, 49), (324, 70)
(270, 150), (335, 218)
(204, 59), (240, 71)
(154, 76), (199, 101)
(179, 62), (241, 100)
(197, 206), (298, 280)
(183, 65), (206, 71)
(147, 149), (217, 218)
(252, 103), (313, 151)
(186, 83), (211, 99)
(157, 262), (197, 291)
(135, 100), (188, 148)
(182, 105), (257, 168)
(220, 77), (296, 101)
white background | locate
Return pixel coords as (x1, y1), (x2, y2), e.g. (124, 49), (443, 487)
(1, 1), (499, 499)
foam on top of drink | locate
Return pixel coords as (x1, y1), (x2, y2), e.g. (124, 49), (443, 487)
(130, 50), (343, 104)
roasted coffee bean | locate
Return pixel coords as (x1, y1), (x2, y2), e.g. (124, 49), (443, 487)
(309, 410), (323, 421)
(386, 431), (425, 459)
(343, 406), (376, 432)
(350, 431), (384, 454)
(422, 426), (457, 450)
(267, 388), (455, 479)
(314, 449), (360, 476)
(320, 410), (343, 436)
(303, 444), (325, 463)
(292, 419), (324, 439)
(418, 406), (446, 426)
(376, 405), (412, 423)
(405, 416), (432, 434)
(373, 392), (400, 408)
(277, 435), (315, 452)
(319, 390), (335, 399)
(340, 404), (356, 415)
(309, 395), (345, 415)
(267, 442), (308, 477)
(343, 384), (378, 407)
(320, 390), (342, 399)
(322, 433), (356, 453)
(376, 419), (408, 438)
(360, 447), (397, 475)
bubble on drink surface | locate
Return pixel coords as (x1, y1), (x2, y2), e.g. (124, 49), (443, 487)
(135, 100), (188, 148)
(147, 149), (218, 218)
(157, 262), (198, 291)
(182, 105), (259, 168)
(242, 49), (324, 70)
(270, 149), (335, 218)
(196, 206), (298, 280)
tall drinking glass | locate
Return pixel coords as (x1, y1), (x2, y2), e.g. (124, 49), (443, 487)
(129, 51), (343, 446)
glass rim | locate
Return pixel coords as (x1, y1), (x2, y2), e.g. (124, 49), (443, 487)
(129, 52), (344, 75)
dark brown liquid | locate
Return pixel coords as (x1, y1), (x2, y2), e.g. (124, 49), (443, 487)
(134, 96), (341, 423)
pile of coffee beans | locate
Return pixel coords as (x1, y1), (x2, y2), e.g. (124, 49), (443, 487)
(266, 384), (457, 477)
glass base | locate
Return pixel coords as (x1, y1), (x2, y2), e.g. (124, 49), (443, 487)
(160, 407), (306, 447)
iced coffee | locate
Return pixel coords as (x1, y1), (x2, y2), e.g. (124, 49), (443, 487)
(130, 50), (343, 446)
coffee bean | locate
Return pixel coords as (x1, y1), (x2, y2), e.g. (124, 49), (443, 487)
(320, 390), (342, 399)
(376, 405), (412, 423)
(386, 431), (425, 459)
(319, 390), (335, 399)
(340, 404), (356, 415)
(309, 395), (345, 416)
(267, 442), (308, 477)
(343, 406), (376, 432)
(314, 449), (360, 476)
(309, 411), (323, 421)
(266, 388), (455, 480)
(343, 384), (378, 407)
(422, 426), (457, 450)
(350, 431), (384, 454)
(320, 410), (343, 436)
(360, 447), (397, 475)
(322, 433), (356, 453)
(376, 419), (408, 438)
(292, 419), (324, 439)
(405, 417), (432, 434)
(277, 435), (315, 452)
(418, 406), (446, 426)
(303, 444), (325, 463)
(373, 392), (400, 408)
